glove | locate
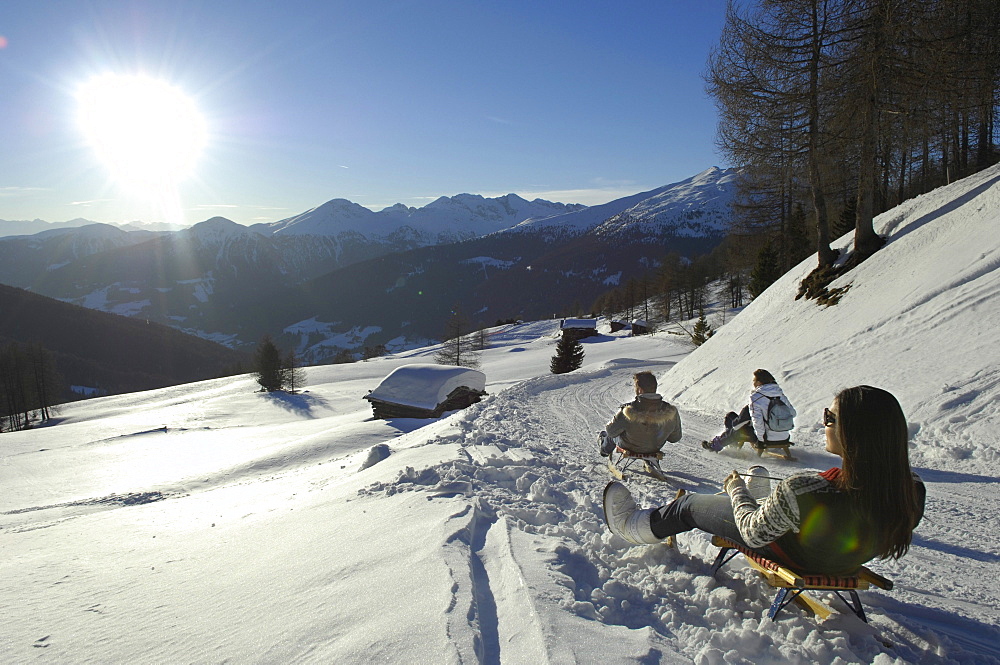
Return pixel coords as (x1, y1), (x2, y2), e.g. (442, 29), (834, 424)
(723, 470), (746, 495)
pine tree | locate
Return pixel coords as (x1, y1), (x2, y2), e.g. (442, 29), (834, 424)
(363, 344), (387, 360)
(748, 243), (783, 299)
(831, 197), (856, 240)
(550, 336), (585, 374)
(253, 335), (284, 392)
(786, 204), (813, 267)
(691, 310), (714, 346)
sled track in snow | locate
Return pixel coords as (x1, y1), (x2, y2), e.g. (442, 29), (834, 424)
(357, 362), (1000, 663)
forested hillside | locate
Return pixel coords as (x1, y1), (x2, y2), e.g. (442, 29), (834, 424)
(0, 284), (246, 399)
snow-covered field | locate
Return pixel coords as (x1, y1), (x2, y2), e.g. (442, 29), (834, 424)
(3, 165), (1000, 663)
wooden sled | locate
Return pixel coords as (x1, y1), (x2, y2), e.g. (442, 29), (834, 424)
(608, 445), (670, 482)
(735, 439), (796, 461)
(710, 535), (893, 623)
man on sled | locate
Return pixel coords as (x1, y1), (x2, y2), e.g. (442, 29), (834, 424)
(599, 371), (682, 480)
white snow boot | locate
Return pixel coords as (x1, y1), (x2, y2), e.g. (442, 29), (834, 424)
(603, 482), (661, 545)
(746, 465), (771, 502)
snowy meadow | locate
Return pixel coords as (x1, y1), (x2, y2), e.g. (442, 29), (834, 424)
(3, 166), (1000, 663)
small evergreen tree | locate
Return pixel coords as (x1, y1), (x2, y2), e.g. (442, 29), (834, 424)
(785, 204), (812, 267)
(832, 197), (857, 241)
(331, 348), (355, 364)
(748, 243), (783, 299)
(550, 336), (585, 374)
(363, 343), (387, 360)
(253, 335), (284, 392)
(691, 310), (714, 346)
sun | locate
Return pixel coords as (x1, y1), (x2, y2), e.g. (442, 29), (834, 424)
(77, 74), (207, 193)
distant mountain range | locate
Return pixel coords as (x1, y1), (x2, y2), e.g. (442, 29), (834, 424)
(0, 218), (182, 237)
(249, 193), (585, 244)
(0, 167), (739, 363)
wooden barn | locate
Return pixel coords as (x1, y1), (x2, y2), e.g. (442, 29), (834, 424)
(609, 320), (629, 333)
(363, 364), (487, 419)
(631, 320), (650, 336)
(559, 318), (599, 341)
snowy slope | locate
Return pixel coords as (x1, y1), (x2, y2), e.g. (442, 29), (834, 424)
(3, 167), (1000, 663)
(663, 163), (1000, 474)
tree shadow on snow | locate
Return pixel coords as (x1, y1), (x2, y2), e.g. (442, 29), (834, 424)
(262, 390), (331, 418)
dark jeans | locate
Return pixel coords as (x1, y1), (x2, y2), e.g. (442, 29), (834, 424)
(716, 406), (758, 448)
(649, 492), (780, 562)
(649, 492), (745, 542)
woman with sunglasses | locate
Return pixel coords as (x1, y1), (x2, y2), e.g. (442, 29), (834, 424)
(605, 385), (925, 575)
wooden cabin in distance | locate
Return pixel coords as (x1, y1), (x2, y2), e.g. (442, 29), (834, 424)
(364, 363), (487, 419)
(631, 320), (650, 336)
(559, 318), (599, 342)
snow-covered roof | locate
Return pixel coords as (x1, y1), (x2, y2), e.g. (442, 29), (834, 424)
(560, 318), (597, 329)
(366, 363), (486, 411)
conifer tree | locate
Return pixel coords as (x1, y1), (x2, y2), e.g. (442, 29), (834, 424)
(253, 335), (284, 392)
(550, 336), (585, 374)
(691, 310), (714, 347)
(748, 243), (783, 299)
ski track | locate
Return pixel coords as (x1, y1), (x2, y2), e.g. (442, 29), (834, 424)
(359, 363), (1000, 664)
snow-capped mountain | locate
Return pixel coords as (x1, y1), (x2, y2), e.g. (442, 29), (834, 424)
(251, 192), (585, 245)
(595, 166), (739, 238)
(0, 223), (162, 289)
(2, 168), (738, 357)
(505, 167), (738, 240)
(0, 217), (182, 238)
(0, 217), (101, 238)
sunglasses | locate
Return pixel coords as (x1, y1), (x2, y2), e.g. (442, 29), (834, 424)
(823, 408), (837, 428)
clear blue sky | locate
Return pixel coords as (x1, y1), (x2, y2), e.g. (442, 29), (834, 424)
(0, 1), (728, 226)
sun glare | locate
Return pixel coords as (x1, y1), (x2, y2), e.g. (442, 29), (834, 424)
(77, 74), (207, 194)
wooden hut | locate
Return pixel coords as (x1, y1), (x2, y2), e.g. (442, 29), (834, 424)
(609, 320), (629, 333)
(631, 320), (650, 336)
(364, 364), (487, 419)
(559, 318), (599, 342)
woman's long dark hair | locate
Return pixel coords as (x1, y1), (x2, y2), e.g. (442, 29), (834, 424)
(834, 385), (919, 560)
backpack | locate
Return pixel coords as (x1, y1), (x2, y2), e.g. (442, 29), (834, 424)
(765, 396), (795, 432)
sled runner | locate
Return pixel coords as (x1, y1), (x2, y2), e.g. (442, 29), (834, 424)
(735, 439), (796, 461)
(709, 535), (893, 623)
(607, 445), (670, 483)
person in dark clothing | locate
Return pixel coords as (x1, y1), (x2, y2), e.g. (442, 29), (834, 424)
(605, 385), (925, 575)
(599, 371), (682, 457)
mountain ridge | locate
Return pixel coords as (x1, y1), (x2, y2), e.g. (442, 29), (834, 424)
(0, 167), (738, 360)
